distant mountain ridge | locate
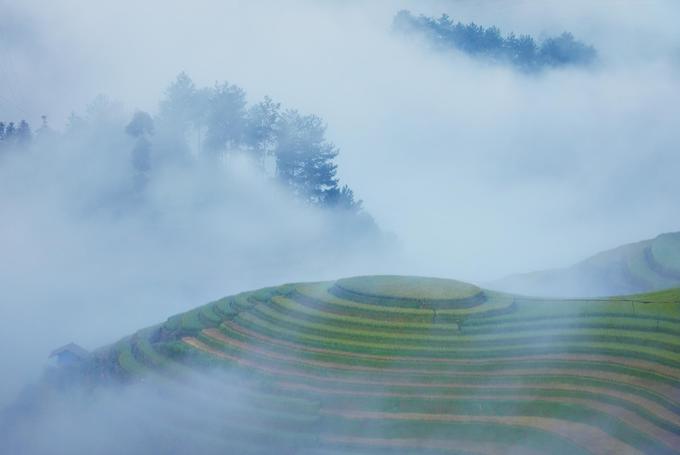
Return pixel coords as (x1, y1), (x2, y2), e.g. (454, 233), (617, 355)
(490, 232), (680, 297)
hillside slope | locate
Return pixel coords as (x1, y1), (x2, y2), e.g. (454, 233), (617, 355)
(491, 232), (680, 298)
(59, 276), (680, 454)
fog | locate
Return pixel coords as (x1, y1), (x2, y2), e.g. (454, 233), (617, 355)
(2, 368), (324, 455)
(1, 0), (680, 446)
(3, 0), (679, 278)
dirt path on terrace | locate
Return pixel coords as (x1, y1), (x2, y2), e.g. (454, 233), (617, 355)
(184, 336), (680, 450)
(280, 382), (680, 451)
(319, 410), (643, 455)
(211, 330), (680, 418)
(215, 323), (680, 381)
(278, 382), (680, 430)
(319, 435), (543, 455)
(203, 328), (680, 404)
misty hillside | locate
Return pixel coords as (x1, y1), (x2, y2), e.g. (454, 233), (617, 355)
(3, 2), (680, 454)
(4, 276), (680, 454)
(491, 232), (680, 297)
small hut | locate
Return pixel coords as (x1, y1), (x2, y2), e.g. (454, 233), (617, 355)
(49, 343), (90, 366)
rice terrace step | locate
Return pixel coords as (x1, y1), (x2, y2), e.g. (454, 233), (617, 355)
(331, 275), (486, 309)
(85, 275), (680, 455)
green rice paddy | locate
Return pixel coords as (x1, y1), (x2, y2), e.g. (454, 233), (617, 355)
(93, 276), (680, 454)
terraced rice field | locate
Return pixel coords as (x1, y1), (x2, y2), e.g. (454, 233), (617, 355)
(98, 276), (680, 454)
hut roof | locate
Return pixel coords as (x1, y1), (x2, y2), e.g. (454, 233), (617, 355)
(49, 342), (89, 359)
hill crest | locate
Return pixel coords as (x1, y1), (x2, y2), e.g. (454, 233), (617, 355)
(490, 231), (680, 298)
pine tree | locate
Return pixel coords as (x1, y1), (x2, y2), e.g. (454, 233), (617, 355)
(204, 82), (247, 155)
(245, 96), (281, 168)
(275, 110), (339, 205)
(126, 111), (155, 190)
(324, 184), (362, 212)
(16, 120), (32, 147)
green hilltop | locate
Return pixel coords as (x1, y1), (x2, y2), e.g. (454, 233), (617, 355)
(80, 275), (680, 454)
(492, 231), (680, 298)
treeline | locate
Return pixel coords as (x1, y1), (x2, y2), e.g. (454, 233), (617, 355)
(394, 10), (597, 71)
(1, 73), (363, 213)
(0, 120), (32, 149)
(145, 73), (360, 211)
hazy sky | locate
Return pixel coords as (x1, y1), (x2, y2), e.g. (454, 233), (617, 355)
(2, 0), (678, 276)
(1, 0), (680, 405)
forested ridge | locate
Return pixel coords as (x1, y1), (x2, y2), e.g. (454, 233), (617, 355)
(0, 73), (364, 215)
(394, 10), (597, 71)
